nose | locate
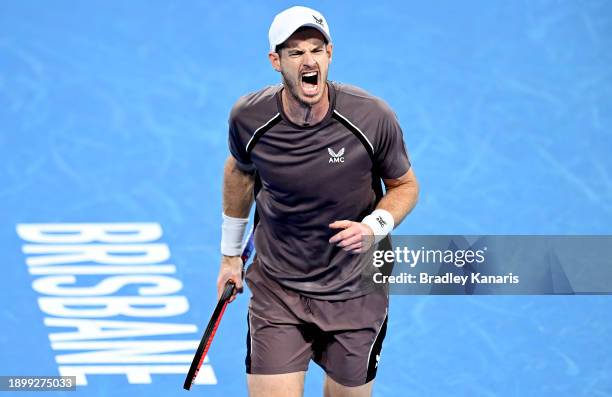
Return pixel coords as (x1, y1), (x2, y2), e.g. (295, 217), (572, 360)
(303, 51), (316, 67)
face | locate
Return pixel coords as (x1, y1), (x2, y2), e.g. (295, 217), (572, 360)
(269, 28), (333, 107)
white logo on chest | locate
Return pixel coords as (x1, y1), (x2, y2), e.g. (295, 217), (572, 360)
(328, 147), (345, 163)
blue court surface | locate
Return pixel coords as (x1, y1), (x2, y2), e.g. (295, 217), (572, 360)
(1, 1), (612, 396)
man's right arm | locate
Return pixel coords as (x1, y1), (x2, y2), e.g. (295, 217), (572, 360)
(217, 156), (255, 302)
(223, 156), (255, 218)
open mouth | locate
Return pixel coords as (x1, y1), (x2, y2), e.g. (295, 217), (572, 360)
(300, 70), (319, 96)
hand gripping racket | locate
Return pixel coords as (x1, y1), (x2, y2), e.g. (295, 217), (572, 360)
(183, 227), (255, 390)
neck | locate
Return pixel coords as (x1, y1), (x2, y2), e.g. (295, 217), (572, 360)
(281, 83), (329, 126)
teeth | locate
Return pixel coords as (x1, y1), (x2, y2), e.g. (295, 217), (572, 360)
(303, 71), (317, 77)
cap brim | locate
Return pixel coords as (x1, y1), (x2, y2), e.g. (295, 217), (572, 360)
(271, 23), (332, 51)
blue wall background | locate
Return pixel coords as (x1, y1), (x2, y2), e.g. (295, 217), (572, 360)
(1, 1), (611, 396)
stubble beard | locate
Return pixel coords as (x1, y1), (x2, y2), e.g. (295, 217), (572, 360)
(281, 70), (325, 108)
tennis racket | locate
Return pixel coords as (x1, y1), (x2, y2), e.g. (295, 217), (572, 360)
(183, 227), (255, 390)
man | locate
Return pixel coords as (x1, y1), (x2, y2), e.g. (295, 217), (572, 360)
(217, 6), (419, 397)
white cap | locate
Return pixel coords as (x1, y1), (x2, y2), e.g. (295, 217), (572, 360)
(268, 6), (332, 52)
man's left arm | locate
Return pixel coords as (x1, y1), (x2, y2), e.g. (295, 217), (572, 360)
(329, 168), (419, 253)
(377, 167), (419, 225)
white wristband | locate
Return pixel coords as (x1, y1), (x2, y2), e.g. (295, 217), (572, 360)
(361, 209), (394, 244)
(221, 213), (249, 256)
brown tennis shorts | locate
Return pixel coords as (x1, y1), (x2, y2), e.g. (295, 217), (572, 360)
(244, 258), (389, 387)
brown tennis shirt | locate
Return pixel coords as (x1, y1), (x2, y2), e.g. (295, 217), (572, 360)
(228, 81), (411, 299)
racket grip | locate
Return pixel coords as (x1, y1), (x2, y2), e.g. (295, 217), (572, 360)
(220, 280), (236, 301)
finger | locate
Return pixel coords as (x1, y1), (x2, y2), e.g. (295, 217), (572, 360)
(216, 277), (226, 300)
(329, 229), (346, 244)
(350, 236), (376, 254)
(218, 274), (240, 299)
(230, 276), (243, 291)
(329, 225), (359, 244)
(330, 226), (362, 244)
(342, 241), (362, 252)
(329, 220), (352, 229)
(228, 273), (245, 302)
(336, 232), (363, 247)
(230, 282), (244, 303)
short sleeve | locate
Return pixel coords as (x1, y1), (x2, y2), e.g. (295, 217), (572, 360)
(374, 106), (411, 179)
(228, 108), (256, 174)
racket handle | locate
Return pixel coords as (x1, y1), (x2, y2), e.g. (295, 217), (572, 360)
(220, 280), (236, 301)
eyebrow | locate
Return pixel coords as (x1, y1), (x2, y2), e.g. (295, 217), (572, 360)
(285, 44), (325, 52)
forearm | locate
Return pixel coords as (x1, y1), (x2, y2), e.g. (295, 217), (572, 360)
(222, 157), (255, 218)
(376, 170), (419, 227)
(218, 156), (253, 301)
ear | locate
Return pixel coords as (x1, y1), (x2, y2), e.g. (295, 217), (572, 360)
(326, 43), (333, 64)
(268, 51), (281, 72)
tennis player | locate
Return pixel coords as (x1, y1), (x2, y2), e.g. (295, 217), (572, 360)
(217, 6), (419, 397)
